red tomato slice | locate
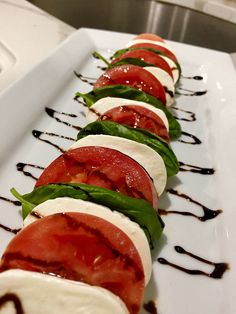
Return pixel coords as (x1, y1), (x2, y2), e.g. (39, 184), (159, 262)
(111, 49), (173, 78)
(94, 64), (166, 105)
(0, 212), (145, 313)
(100, 105), (169, 142)
(35, 146), (158, 209)
(130, 42), (178, 63)
(134, 33), (165, 43)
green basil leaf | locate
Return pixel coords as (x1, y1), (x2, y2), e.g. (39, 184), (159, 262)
(11, 186), (88, 219)
(91, 52), (154, 70)
(77, 120), (179, 176)
(11, 183), (164, 257)
(75, 85), (181, 140)
(111, 58), (155, 68)
(11, 188), (35, 220)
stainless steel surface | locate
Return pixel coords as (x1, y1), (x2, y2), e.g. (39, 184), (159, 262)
(28, 0), (236, 53)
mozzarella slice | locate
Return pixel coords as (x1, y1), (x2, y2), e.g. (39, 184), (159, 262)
(70, 135), (167, 196)
(161, 55), (180, 84)
(144, 67), (175, 106)
(86, 97), (169, 130)
(24, 197), (152, 285)
(0, 269), (129, 314)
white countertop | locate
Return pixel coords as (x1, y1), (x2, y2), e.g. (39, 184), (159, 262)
(0, 0), (235, 93)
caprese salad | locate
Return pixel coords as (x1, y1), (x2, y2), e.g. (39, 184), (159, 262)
(0, 33), (181, 314)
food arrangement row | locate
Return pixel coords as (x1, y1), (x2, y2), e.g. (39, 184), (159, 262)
(0, 33), (182, 313)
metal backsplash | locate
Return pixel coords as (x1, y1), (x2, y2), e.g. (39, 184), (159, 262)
(29, 0), (236, 53)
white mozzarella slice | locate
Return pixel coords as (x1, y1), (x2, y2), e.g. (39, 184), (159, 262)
(144, 66), (175, 106)
(86, 97), (169, 130)
(70, 134), (167, 196)
(160, 55), (180, 84)
(0, 269), (129, 314)
(24, 197), (152, 285)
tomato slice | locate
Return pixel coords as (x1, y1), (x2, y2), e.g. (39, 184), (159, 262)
(35, 146), (157, 208)
(0, 212), (145, 313)
(94, 64), (166, 105)
(100, 105), (169, 142)
(134, 33), (165, 43)
(111, 49), (173, 78)
(130, 43), (178, 63)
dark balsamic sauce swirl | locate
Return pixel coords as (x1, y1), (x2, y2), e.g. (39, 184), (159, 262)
(97, 65), (107, 71)
(45, 107), (82, 130)
(143, 300), (158, 314)
(0, 196), (21, 206)
(158, 246), (229, 279)
(179, 161), (215, 175)
(176, 87), (207, 96)
(159, 188), (222, 221)
(74, 96), (88, 108)
(89, 106), (102, 118)
(178, 131), (201, 145)
(0, 197), (21, 234)
(74, 71), (96, 86)
(164, 86), (174, 98)
(172, 106), (196, 122)
(0, 223), (21, 234)
(32, 130), (76, 153)
(181, 75), (203, 80)
(16, 162), (44, 180)
(0, 293), (24, 314)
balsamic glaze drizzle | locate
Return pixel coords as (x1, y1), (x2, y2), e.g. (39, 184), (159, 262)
(45, 107), (82, 130)
(0, 293), (24, 314)
(143, 300), (158, 314)
(0, 223), (21, 235)
(97, 65), (107, 71)
(172, 106), (196, 122)
(176, 87), (207, 96)
(74, 71), (96, 86)
(16, 162), (44, 180)
(0, 197), (21, 234)
(73, 96), (87, 107)
(164, 86), (174, 98)
(178, 131), (201, 145)
(32, 130), (76, 153)
(0, 196), (20, 206)
(179, 161), (215, 175)
(158, 246), (229, 279)
(159, 188), (222, 221)
(75, 99), (102, 119)
(181, 75), (203, 80)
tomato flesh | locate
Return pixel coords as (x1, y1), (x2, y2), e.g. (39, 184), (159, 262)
(0, 212), (145, 313)
(130, 43), (178, 63)
(35, 146), (158, 209)
(94, 64), (166, 105)
(100, 105), (169, 142)
(134, 33), (165, 43)
(112, 49), (173, 78)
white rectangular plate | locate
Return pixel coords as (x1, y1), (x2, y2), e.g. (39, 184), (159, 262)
(0, 28), (236, 314)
